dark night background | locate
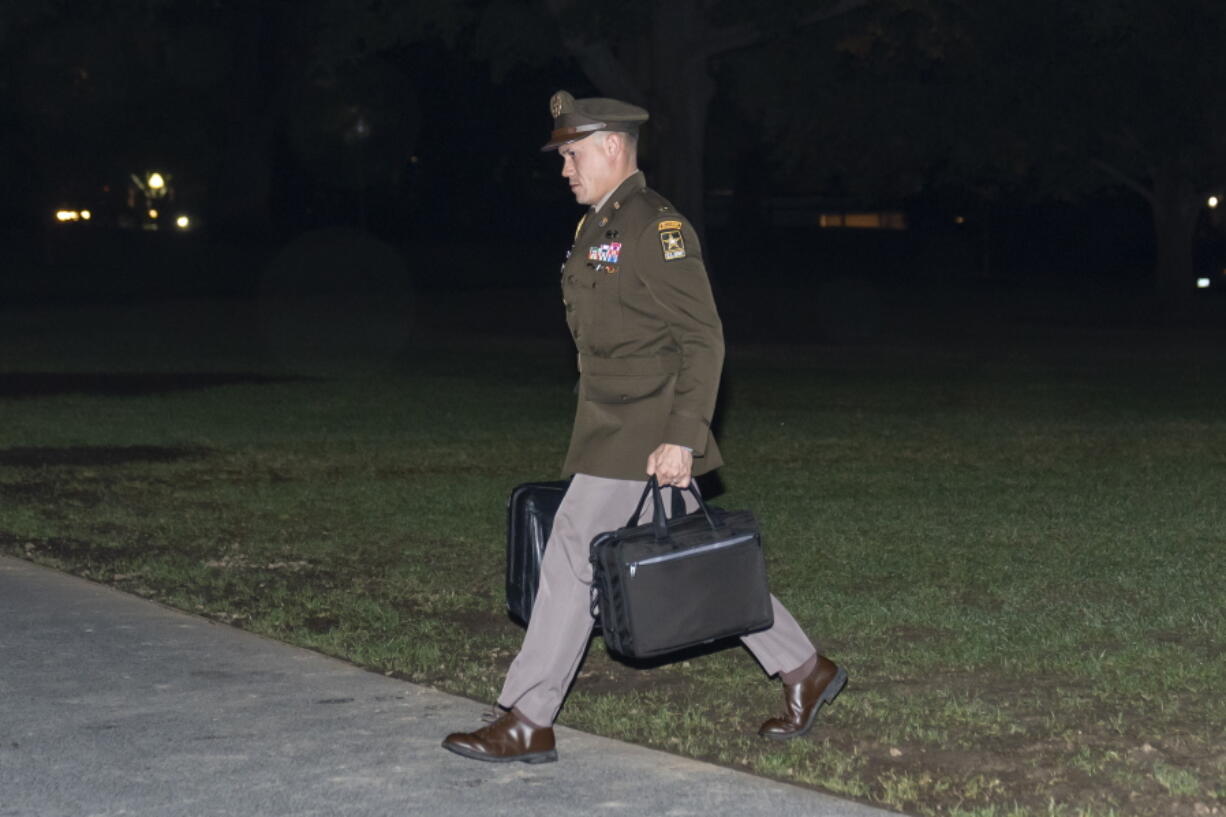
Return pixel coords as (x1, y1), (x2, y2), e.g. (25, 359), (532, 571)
(4, 9), (1226, 812)
(2, 0), (1224, 336)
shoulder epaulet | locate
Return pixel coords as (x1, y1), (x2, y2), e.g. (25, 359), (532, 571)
(639, 187), (675, 214)
(622, 187), (688, 230)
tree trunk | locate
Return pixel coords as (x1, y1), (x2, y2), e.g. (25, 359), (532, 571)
(1150, 169), (1201, 312)
(648, 1), (714, 238)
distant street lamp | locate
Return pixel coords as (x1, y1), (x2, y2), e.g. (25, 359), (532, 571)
(1209, 195), (1220, 209)
(148, 172), (166, 191)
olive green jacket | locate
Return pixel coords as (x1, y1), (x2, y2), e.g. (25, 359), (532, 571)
(560, 171), (724, 480)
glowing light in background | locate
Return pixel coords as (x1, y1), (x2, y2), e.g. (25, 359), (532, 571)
(148, 172), (166, 191)
(1197, 278), (1211, 288)
(175, 215), (191, 229)
(818, 211), (907, 230)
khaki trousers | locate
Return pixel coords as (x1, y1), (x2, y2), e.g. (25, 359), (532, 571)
(497, 474), (819, 727)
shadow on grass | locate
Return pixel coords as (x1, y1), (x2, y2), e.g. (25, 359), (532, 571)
(0, 445), (212, 467)
(602, 634), (749, 671)
(0, 372), (313, 399)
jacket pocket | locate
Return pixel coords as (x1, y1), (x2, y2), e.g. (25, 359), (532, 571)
(582, 372), (674, 404)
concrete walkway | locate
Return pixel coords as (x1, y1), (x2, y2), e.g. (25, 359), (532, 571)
(0, 556), (900, 817)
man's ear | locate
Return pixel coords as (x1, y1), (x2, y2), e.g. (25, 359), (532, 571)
(603, 132), (624, 158)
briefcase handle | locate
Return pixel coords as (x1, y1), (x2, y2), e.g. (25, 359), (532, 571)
(628, 476), (720, 542)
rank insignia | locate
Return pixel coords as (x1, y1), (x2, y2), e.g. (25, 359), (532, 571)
(659, 228), (686, 261)
(658, 220), (682, 231)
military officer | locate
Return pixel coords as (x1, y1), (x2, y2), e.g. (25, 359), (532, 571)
(442, 92), (846, 764)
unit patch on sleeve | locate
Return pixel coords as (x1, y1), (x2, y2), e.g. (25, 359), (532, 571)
(658, 221), (686, 261)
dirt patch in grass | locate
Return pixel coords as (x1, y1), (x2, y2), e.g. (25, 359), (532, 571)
(442, 607), (511, 633)
(0, 445), (212, 467)
(0, 481), (104, 505)
(0, 529), (172, 565)
(772, 684), (1213, 814)
(0, 372), (310, 399)
(0, 531), (100, 559)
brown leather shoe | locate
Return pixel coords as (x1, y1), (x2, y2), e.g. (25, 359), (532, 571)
(442, 710), (558, 763)
(758, 656), (847, 740)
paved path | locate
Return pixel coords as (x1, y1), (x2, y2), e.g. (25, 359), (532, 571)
(0, 556), (900, 817)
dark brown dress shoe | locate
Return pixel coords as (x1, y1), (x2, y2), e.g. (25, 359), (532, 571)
(758, 656), (848, 740)
(442, 710), (558, 763)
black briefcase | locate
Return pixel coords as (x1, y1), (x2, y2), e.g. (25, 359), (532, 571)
(590, 477), (774, 659)
(505, 480), (569, 625)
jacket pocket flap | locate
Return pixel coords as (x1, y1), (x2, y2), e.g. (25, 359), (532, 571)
(582, 373), (673, 404)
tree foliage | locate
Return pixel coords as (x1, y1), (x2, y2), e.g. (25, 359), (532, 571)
(7, 0), (1219, 299)
(732, 0), (1226, 299)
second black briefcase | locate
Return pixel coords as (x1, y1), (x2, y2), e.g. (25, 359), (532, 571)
(589, 477), (774, 659)
(505, 480), (569, 625)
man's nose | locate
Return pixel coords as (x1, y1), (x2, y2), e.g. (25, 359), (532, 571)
(561, 160), (574, 177)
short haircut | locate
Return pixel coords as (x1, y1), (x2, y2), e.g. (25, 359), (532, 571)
(594, 129), (638, 152)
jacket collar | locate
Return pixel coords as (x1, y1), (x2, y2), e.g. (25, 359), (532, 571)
(592, 170), (646, 217)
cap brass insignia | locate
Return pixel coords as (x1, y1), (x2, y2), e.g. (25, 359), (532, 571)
(550, 90), (575, 119)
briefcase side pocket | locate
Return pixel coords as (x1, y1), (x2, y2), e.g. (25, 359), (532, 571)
(590, 531), (634, 655)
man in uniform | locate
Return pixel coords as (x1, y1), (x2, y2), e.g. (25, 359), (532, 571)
(442, 92), (846, 764)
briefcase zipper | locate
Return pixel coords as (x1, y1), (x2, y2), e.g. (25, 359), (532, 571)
(627, 533), (756, 578)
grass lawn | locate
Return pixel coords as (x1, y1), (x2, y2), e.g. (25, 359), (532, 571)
(1, 293), (1224, 817)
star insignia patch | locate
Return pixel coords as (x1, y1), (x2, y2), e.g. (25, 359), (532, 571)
(659, 227), (686, 261)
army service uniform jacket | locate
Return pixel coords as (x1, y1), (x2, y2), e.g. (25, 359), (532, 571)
(560, 171), (724, 481)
